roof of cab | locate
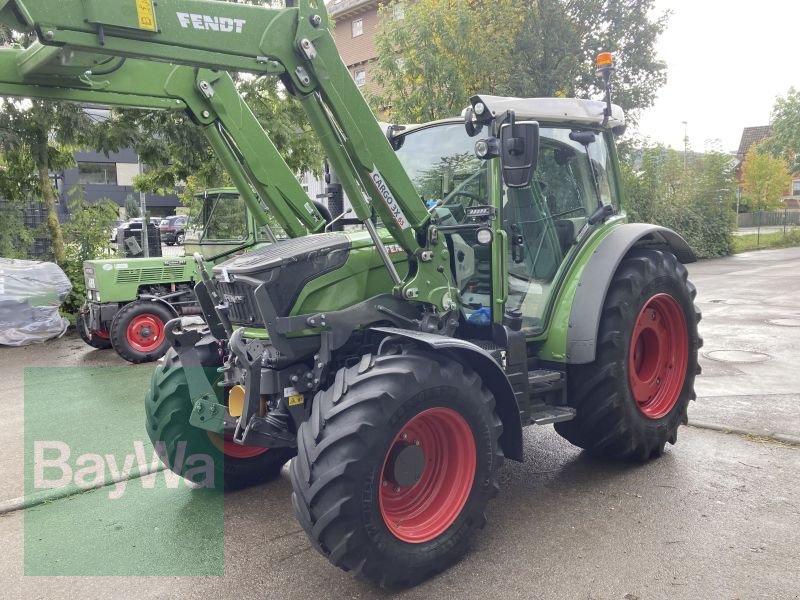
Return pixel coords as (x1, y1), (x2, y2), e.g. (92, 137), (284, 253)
(469, 95), (625, 129)
(389, 96), (625, 137)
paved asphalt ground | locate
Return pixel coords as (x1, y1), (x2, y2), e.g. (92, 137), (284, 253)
(1, 248), (800, 599)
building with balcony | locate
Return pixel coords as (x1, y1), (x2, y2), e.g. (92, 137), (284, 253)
(329, 0), (403, 97)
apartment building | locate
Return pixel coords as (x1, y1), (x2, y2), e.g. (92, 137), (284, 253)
(58, 148), (181, 220)
(329, 0), (404, 97)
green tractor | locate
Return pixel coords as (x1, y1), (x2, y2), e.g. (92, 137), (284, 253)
(0, 0), (701, 586)
(78, 188), (282, 363)
(149, 97), (701, 586)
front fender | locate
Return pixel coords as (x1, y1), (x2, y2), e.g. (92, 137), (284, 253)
(566, 223), (695, 364)
(371, 327), (524, 462)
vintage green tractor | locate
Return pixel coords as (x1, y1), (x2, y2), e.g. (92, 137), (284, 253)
(0, 45), (332, 363)
(0, 0), (701, 587)
(78, 188), (280, 362)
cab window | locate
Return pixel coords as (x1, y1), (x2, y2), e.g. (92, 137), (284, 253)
(506, 127), (619, 332)
(203, 193), (248, 241)
(393, 123), (489, 225)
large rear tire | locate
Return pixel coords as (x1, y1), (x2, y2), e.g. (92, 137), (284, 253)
(554, 249), (701, 459)
(145, 347), (295, 489)
(290, 349), (503, 587)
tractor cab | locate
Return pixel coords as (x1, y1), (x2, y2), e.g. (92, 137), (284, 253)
(391, 96), (625, 335)
(184, 187), (280, 262)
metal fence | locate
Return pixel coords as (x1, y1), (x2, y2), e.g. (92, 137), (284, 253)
(0, 198), (52, 259)
(737, 210), (800, 228)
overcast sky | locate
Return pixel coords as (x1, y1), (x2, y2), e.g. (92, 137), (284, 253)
(633, 0), (800, 153)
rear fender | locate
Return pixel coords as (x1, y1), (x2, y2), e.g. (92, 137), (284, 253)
(567, 223), (695, 364)
(371, 327), (524, 462)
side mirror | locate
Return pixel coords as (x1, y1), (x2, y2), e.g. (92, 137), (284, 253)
(499, 120), (539, 188)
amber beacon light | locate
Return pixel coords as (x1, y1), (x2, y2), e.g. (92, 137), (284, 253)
(596, 52), (614, 69)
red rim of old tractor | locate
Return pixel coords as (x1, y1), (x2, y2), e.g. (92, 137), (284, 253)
(94, 329), (110, 340)
(379, 407), (477, 544)
(628, 293), (689, 419)
(207, 432), (270, 459)
(222, 434), (269, 459)
(125, 313), (165, 353)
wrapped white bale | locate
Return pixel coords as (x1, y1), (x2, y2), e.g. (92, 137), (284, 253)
(0, 258), (72, 346)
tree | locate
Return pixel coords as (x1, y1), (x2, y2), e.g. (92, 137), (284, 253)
(124, 195), (141, 219)
(372, 0), (524, 122)
(0, 26), (98, 265)
(510, 0), (583, 100)
(742, 147), (790, 213)
(373, 0), (668, 123)
(622, 145), (736, 257)
(509, 0), (668, 122)
(762, 88), (800, 172)
(0, 99), (92, 265)
(94, 108), (224, 196)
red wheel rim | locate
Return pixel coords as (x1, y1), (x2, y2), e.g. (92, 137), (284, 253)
(125, 313), (165, 353)
(207, 432), (269, 459)
(94, 329), (110, 340)
(379, 407), (476, 544)
(629, 293), (689, 419)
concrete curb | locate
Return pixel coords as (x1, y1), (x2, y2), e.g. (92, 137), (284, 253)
(688, 420), (800, 446)
(0, 463), (167, 516)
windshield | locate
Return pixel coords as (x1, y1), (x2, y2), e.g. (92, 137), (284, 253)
(394, 123), (487, 225)
(395, 122), (617, 224)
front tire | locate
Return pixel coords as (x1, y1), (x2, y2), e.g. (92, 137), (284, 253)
(555, 249), (701, 459)
(290, 349), (503, 587)
(145, 348), (295, 489)
(76, 312), (112, 350)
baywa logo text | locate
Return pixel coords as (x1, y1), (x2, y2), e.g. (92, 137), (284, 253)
(33, 440), (216, 499)
(177, 12), (246, 33)
(371, 170), (409, 229)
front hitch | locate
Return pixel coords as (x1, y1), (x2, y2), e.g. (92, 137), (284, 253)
(228, 328), (297, 449)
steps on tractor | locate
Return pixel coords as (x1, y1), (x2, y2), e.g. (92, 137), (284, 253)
(528, 369), (565, 399)
(522, 369), (575, 426)
(466, 336), (575, 427)
(528, 369), (562, 389)
(526, 405), (576, 425)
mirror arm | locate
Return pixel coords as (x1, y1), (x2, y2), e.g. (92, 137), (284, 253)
(588, 203), (615, 226)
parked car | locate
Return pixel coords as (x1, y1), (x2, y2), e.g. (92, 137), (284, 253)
(159, 215), (188, 246)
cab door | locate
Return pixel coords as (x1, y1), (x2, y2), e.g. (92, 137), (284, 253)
(504, 127), (619, 334)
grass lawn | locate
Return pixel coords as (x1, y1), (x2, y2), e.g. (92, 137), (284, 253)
(732, 230), (800, 253)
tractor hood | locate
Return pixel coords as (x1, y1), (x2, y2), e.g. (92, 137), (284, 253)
(211, 232), (406, 329)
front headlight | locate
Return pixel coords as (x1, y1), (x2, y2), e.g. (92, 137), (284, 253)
(83, 266), (96, 291)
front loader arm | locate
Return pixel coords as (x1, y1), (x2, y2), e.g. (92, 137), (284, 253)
(0, 0), (456, 310)
(0, 42), (327, 238)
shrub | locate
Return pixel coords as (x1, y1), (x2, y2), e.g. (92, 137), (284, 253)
(61, 197), (119, 315)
